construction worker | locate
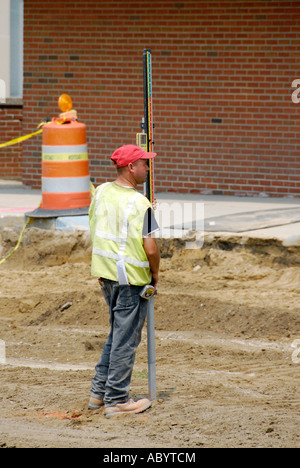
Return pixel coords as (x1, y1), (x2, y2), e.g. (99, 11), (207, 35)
(88, 145), (160, 418)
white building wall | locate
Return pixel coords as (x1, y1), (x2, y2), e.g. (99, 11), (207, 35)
(0, 0), (11, 100)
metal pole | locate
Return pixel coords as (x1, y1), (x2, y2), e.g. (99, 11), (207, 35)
(147, 296), (157, 400)
(143, 48), (157, 401)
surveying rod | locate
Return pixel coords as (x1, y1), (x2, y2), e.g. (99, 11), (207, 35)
(137, 49), (157, 400)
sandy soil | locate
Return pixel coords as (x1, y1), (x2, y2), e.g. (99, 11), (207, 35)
(0, 227), (299, 448)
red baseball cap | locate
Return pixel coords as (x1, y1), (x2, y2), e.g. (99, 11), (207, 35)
(111, 145), (157, 168)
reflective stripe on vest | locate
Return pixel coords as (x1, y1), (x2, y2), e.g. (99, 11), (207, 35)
(94, 181), (110, 216)
(92, 248), (149, 268)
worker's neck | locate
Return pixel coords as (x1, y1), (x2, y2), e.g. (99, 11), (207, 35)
(114, 174), (137, 190)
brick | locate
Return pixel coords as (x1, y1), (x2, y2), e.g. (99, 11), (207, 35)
(3, 0), (294, 196)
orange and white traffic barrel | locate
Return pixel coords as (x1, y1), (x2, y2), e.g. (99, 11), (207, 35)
(41, 118), (91, 210)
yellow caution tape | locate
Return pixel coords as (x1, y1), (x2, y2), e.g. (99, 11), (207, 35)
(0, 129), (43, 149)
(0, 217), (34, 266)
(0, 118), (95, 265)
(0, 181), (95, 266)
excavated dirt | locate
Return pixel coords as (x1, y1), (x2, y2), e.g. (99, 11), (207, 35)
(0, 227), (300, 448)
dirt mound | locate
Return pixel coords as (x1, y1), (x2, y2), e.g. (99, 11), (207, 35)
(0, 227), (299, 338)
(0, 227), (92, 268)
(0, 226), (300, 447)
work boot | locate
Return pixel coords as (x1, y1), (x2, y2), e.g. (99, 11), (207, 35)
(88, 396), (104, 410)
(105, 398), (152, 419)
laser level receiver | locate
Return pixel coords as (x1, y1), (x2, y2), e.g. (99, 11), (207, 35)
(140, 284), (155, 300)
(136, 133), (148, 152)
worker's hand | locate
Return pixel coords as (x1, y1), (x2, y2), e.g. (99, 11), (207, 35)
(152, 197), (158, 211)
(144, 194), (158, 211)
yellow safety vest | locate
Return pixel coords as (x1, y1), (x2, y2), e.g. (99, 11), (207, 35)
(89, 182), (152, 286)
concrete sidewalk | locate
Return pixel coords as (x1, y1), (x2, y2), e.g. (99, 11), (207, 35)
(156, 192), (300, 246)
(0, 180), (299, 246)
(0, 180), (41, 215)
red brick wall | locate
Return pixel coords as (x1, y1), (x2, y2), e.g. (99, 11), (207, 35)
(0, 105), (23, 180)
(22, 0), (300, 196)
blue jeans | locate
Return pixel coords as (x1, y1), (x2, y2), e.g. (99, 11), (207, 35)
(90, 279), (148, 407)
